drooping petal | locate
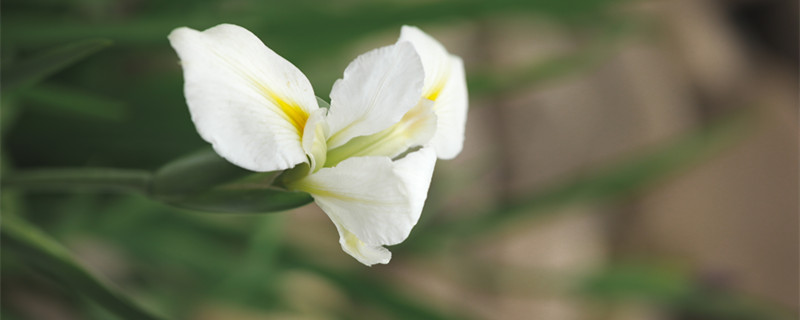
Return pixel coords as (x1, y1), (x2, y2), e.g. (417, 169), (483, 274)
(325, 42), (425, 149)
(398, 26), (468, 159)
(335, 223), (391, 266)
(288, 148), (437, 265)
(169, 24), (319, 172)
(392, 148), (438, 224)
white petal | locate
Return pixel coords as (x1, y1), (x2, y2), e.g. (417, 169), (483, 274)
(398, 26), (469, 159)
(326, 42), (425, 149)
(335, 223), (391, 266)
(169, 24), (319, 172)
(428, 57), (467, 159)
(392, 147), (438, 224)
(398, 26), (449, 99)
(288, 148), (436, 265)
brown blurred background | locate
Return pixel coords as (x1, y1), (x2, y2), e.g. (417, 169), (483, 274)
(286, 0), (798, 318)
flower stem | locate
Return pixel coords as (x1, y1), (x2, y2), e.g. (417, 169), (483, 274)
(2, 168), (153, 194)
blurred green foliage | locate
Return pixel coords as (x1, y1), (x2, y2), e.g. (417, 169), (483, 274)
(580, 263), (791, 320)
(1, 0), (793, 319)
(2, 38), (112, 91)
(2, 218), (166, 320)
(2, 0), (630, 169)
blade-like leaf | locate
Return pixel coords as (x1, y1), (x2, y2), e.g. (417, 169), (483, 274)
(18, 84), (127, 121)
(1, 219), (167, 320)
(2, 38), (112, 90)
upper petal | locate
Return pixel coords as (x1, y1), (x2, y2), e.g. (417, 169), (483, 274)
(169, 24), (319, 172)
(325, 42), (425, 149)
(398, 26), (469, 159)
(427, 57), (467, 159)
(288, 148), (436, 265)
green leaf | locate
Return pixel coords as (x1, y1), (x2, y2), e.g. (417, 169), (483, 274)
(1, 219), (167, 320)
(1, 38), (112, 91)
(151, 148), (313, 213)
(18, 84), (127, 121)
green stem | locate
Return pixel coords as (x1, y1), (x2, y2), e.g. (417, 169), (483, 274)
(2, 168), (153, 194)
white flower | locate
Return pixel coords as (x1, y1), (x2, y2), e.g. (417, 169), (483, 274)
(169, 24), (467, 266)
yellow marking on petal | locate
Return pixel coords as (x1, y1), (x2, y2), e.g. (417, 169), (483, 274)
(424, 61), (451, 101)
(343, 230), (366, 252)
(425, 80), (445, 101)
(264, 89), (309, 135)
(286, 174), (405, 206)
(211, 50), (310, 135)
(288, 181), (384, 204)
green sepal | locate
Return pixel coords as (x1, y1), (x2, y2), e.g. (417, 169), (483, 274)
(151, 148), (313, 213)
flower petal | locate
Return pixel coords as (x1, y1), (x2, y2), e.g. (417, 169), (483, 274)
(325, 42), (425, 149)
(398, 26), (468, 159)
(335, 224), (391, 266)
(288, 148), (436, 265)
(169, 24), (319, 172)
(392, 147), (438, 224)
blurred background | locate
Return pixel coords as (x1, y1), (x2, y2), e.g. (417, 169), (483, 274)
(1, 0), (797, 319)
